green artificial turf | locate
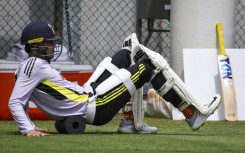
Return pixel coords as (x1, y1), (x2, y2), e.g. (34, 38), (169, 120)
(0, 115), (245, 153)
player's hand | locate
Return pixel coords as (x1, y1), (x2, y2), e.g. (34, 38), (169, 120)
(26, 128), (50, 137)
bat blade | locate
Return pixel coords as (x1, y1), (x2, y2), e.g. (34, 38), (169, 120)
(217, 54), (238, 121)
(216, 22), (238, 121)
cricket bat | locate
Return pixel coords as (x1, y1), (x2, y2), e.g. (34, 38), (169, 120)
(216, 22), (238, 121)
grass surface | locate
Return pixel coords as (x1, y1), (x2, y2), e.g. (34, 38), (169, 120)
(1, 115), (245, 153)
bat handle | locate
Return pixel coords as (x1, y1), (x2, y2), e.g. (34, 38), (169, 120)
(216, 22), (226, 55)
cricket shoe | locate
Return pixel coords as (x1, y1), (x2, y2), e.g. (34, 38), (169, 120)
(121, 33), (139, 52)
(117, 119), (157, 134)
(186, 94), (221, 131)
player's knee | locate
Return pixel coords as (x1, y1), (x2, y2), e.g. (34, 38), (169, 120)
(111, 49), (131, 68)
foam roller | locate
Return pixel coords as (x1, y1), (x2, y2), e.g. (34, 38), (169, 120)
(55, 116), (86, 134)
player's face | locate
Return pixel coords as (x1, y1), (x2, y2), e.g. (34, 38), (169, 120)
(43, 41), (56, 59)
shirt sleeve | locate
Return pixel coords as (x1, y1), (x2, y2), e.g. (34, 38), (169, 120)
(8, 59), (46, 135)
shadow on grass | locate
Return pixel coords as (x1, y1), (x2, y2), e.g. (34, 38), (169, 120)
(4, 131), (218, 138)
(4, 131), (21, 135)
(157, 133), (215, 136)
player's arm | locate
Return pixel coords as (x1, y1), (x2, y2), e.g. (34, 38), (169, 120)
(8, 60), (48, 136)
(8, 77), (36, 135)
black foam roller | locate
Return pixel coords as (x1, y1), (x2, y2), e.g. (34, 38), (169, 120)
(55, 116), (86, 134)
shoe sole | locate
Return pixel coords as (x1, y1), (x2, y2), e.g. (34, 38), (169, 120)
(117, 129), (157, 134)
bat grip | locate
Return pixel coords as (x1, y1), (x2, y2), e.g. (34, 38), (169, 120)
(216, 22), (226, 55)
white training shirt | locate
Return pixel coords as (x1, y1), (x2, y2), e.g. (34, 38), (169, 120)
(8, 57), (94, 135)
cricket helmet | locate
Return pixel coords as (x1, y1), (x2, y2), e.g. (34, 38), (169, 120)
(21, 21), (62, 62)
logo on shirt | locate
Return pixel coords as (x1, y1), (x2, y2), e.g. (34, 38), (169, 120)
(24, 58), (37, 77)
